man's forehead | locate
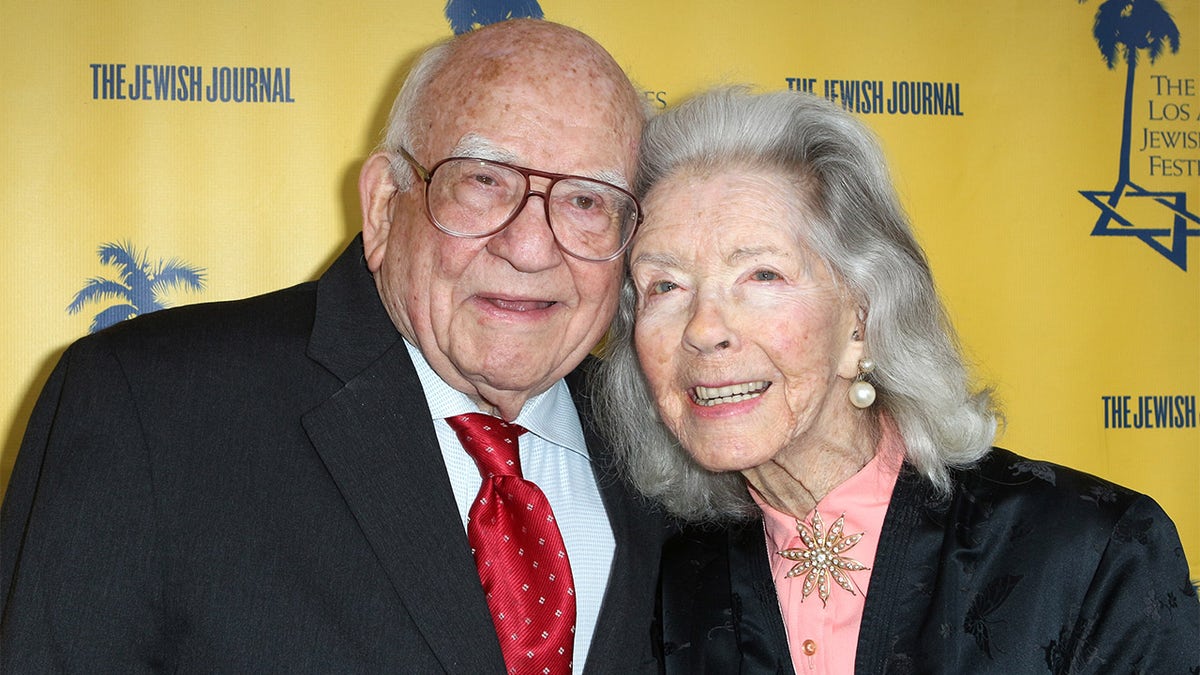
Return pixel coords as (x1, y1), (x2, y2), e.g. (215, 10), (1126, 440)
(411, 23), (641, 177)
(421, 69), (638, 159)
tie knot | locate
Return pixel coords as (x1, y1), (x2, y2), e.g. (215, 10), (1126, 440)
(447, 413), (527, 478)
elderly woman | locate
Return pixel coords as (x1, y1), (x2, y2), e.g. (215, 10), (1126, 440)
(594, 88), (1197, 673)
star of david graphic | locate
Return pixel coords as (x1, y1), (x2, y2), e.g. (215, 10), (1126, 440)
(1081, 181), (1200, 271)
(1076, 0), (1193, 271)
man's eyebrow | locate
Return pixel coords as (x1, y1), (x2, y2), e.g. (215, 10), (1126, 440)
(450, 133), (630, 190)
(450, 133), (515, 162)
(589, 169), (630, 191)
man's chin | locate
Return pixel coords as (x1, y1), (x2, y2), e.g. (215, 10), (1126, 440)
(472, 368), (561, 399)
(445, 336), (597, 398)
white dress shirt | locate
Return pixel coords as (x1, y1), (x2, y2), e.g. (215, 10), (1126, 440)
(403, 340), (616, 669)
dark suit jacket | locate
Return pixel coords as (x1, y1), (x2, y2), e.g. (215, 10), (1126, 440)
(660, 448), (1199, 674)
(0, 237), (666, 672)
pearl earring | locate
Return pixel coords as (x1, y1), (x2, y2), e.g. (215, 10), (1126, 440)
(848, 358), (876, 409)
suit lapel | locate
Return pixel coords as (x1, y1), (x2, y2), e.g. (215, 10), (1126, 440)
(854, 465), (942, 675)
(583, 460), (646, 671)
(727, 522), (796, 674)
(569, 364), (667, 672)
(302, 244), (665, 672)
(301, 239), (503, 672)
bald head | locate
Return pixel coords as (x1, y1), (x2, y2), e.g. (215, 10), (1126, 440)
(382, 19), (645, 182)
(444, 18), (635, 87)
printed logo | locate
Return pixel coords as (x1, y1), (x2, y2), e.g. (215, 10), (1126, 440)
(67, 241), (206, 333)
(90, 65), (295, 104)
(1078, 0), (1198, 270)
(1101, 394), (1196, 429)
(786, 77), (964, 117)
(445, 0), (544, 35)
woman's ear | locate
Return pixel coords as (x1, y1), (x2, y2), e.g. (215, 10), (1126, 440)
(837, 307), (868, 379)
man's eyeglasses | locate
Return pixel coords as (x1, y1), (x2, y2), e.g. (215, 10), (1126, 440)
(397, 148), (643, 262)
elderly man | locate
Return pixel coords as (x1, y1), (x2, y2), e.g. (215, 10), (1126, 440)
(0, 19), (663, 672)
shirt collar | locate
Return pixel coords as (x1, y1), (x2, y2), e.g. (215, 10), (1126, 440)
(754, 415), (905, 553)
(403, 339), (590, 458)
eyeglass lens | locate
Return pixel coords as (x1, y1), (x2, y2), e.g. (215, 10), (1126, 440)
(426, 158), (636, 260)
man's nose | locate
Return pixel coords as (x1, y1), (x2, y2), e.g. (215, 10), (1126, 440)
(487, 190), (562, 272)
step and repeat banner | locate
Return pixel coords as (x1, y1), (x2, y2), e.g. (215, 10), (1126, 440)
(2, 1), (1197, 578)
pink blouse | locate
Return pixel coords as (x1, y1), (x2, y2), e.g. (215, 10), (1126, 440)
(751, 422), (905, 675)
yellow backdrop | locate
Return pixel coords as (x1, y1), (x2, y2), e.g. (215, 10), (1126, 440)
(2, 0), (1197, 579)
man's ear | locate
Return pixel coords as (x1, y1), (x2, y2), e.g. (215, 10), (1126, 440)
(360, 152), (398, 272)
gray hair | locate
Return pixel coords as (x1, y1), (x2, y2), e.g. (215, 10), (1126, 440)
(376, 39), (455, 191)
(592, 87), (999, 524)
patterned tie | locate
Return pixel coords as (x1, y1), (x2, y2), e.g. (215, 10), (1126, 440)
(447, 413), (576, 675)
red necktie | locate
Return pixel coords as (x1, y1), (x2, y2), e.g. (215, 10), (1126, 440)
(447, 413), (576, 675)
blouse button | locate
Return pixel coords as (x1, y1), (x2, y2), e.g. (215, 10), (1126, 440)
(802, 639), (817, 656)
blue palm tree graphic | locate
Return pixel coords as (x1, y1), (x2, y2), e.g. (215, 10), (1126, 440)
(1078, 0), (1198, 270)
(444, 0), (543, 35)
(67, 241), (206, 333)
(1091, 0), (1179, 197)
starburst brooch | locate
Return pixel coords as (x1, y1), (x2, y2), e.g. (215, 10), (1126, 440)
(778, 510), (869, 606)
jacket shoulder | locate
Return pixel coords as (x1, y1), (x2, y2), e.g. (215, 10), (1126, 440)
(89, 281), (319, 352)
(954, 446), (1144, 522)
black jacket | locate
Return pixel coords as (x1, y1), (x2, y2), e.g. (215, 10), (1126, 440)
(660, 448), (1198, 674)
(1, 237), (666, 672)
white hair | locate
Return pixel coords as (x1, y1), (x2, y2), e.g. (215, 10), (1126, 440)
(593, 87), (999, 524)
(376, 39), (455, 191)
